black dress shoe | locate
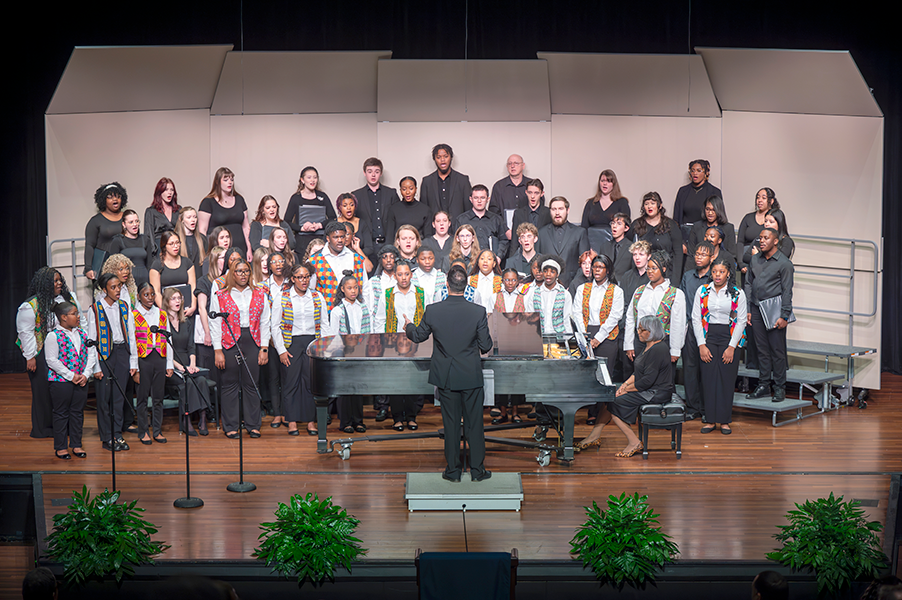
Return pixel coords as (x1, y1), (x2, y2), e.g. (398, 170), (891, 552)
(355, 424), (367, 433)
(407, 421), (418, 431)
(684, 411), (699, 421)
(392, 422), (405, 432)
(307, 427), (318, 436)
(737, 377), (750, 393)
(746, 384), (772, 399)
(288, 429), (300, 436)
(442, 472), (461, 483)
(375, 409), (388, 422)
(586, 417), (596, 426)
(116, 438), (130, 451)
(125, 424), (138, 434)
(72, 449), (87, 458)
(248, 430), (261, 438)
(102, 441), (120, 452)
(489, 408), (502, 418)
(152, 436), (166, 444)
(491, 415), (509, 425)
(198, 427), (209, 436)
(187, 429), (198, 437)
(471, 470), (492, 482)
(773, 387), (787, 403)
(140, 437), (153, 445)
(225, 431), (239, 439)
(55, 451), (71, 460)
(270, 420), (282, 428)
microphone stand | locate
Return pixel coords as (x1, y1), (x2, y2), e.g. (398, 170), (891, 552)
(213, 312), (258, 493)
(87, 339), (126, 492)
(152, 326), (204, 509)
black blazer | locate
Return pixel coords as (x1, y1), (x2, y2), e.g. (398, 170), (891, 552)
(405, 295), (493, 391)
(536, 222), (590, 287)
(598, 237), (635, 282)
(420, 169), (472, 228)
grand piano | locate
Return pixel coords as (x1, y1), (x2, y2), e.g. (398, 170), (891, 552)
(307, 313), (616, 464)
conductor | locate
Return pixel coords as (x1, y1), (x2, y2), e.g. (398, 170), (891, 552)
(404, 265), (494, 482)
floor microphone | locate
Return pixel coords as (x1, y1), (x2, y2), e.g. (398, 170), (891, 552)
(462, 503), (469, 552)
(149, 325), (173, 339)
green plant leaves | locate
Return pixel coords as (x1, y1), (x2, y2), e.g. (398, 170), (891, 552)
(570, 493), (679, 589)
(766, 492), (887, 595)
(253, 492), (368, 586)
(44, 486), (169, 587)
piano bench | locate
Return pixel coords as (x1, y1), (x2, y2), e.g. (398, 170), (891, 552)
(638, 402), (685, 460)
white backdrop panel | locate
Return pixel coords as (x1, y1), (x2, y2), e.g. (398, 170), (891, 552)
(549, 115), (723, 221)
(722, 110), (883, 389)
(45, 109), (211, 307)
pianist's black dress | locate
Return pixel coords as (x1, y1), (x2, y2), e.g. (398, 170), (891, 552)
(609, 340), (673, 425)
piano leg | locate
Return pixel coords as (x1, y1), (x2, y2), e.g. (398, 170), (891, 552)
(315, 396), (332, 454)
(559, 409), (577, 462)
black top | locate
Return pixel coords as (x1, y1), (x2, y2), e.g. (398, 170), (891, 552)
(420, 236), (453, 273)
(249, 220), (296, 252)
(152, 256), (194, 302)
(688, 220), (737, 257)
(568, 272), (591, 298)
(489, 176), (529, 214)
(744, 249), (794, 320)
(405, 295), (493, 390)
(580, 197), (631, 229)
(504, 251), (537, 276)
(679, 268), (712, 318)
(736, 212), (766, 270)
(633, 340), (674, 402)
(84, 212), (123, 275)
(619, 269), (650, 313)
(632, 217), (684, 282)
(143, 206), (177, 256)
(353, 185), (400, 242)
(456, 210), (510, 258)
(673, 181), (723, 226)
(420, 169), (472, 229)
(742, 238), (794, 265)
(285, 191), (335, 255)
(536, 222), (591, 287)
(598, 237), (634, 282)
(386, 200), (432, 241)
(195, 276), (215, 314)
(183, 234), (206, 275)
(199, 195), (249, 254)
(509, 204), (552, 256)
(333, 218), (375, 262)
(168, 316), (196, 363)
(108, 234), (155, 286)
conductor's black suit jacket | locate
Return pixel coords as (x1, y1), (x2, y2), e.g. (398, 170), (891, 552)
(405, 295), (493, 391)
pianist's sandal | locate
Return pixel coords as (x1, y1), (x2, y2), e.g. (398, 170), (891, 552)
(575, 438), (602, 451)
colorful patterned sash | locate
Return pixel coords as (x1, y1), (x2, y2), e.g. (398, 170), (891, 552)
(279, 288), (323, 347)
(469, 274), (502, 294)
(581, 282), (619, 340)
(699, 284), (747, 348)
(338, 300), (372, 334)
(385, 287), (425, 331)
(631, 284), (677, 336)
(533, 284), (566, 334)
(413, 269), (448, 303)
(216, 288), (265, 349)
(494, 291), (525, 313)
(92, 299), (131, 360)
(134, 309), (169, 358)
(47, 328), (88, 383)
(16, 296), (44, 353)
(310, 252), (366, 308)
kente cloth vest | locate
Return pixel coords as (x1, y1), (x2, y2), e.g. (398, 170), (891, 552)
(494, 291), (526, 314)
(17, 297), (45, 353)
(533, 284), (567, 334)
(134, 309), (169, 358)
(469, 274), (502, 294)
(310, 252), (366, 308)
(385, 287), (425, 331)
(581, 282), (619, 341)
(414, 270), (448, 303)
(92, 299), (131, 360)
(279, 288), (323, 348)
(338, 301), (372, 334)
(631, 284), (677, 336)
(698, 284), (747, 348)
(47, 328), (88, 383)
(216, 288), (266, 349)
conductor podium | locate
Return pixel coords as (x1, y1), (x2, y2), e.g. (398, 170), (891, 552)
(308, 313), (615, 467)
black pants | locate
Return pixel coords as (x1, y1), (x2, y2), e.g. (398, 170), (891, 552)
(96, 343), (130, 442)
(49, 380), (86, 451)
(750, 307), (787, 389)
(589, 332), (619, 419)
(27, 350), (53, 438)
(390, 396), (419, 422)
(700, 324), (741, 424)
(338, 396), (364, 429)
(439, 387), (487, 478)
(136, 351), (166, 437)
(280, 335), (315, 423)
(220, 329), (262, 432)
(681, 328), (704, 417)
(260, 342), (282, 417)
(196, 343), (219, 420)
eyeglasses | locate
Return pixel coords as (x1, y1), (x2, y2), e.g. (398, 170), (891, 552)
(293, 274), (311, 280)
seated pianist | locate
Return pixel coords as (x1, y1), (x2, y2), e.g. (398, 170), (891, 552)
(575, 315), (672, 457)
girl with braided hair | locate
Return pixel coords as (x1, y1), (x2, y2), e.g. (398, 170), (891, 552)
(17, 267), (84, 438)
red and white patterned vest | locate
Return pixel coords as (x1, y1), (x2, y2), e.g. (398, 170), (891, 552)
(216, 288), (266, 349)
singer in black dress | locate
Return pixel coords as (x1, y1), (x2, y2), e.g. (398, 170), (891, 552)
(162, 288), (210, 435)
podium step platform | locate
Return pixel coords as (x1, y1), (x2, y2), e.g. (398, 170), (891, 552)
(405, 472), (523, 512)
(732, 392), (822, 427)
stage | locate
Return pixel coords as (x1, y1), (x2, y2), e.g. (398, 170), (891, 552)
(2, 372), (900, 570)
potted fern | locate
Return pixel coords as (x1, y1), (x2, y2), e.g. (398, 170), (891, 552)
(570, 492), (679, 590)
(254, 492), (367, 586)
(45, 485), (169, 587)
(767, 492), (886, 597)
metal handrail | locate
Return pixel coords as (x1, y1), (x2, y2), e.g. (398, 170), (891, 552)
(790, 234), (879, 319)
(46, 236), (87, 288)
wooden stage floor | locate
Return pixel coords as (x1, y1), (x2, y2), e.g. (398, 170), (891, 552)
(3, 373), (900, 563)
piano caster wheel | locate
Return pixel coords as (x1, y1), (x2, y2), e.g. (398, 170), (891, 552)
(338, 444), (351, 460)
(533, 426), (547, 442)
(537, 450), (551, 467)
